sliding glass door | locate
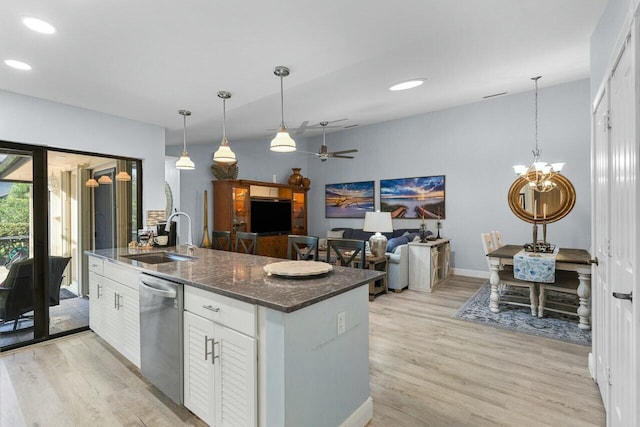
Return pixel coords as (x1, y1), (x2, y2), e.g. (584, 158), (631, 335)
(1, 141), (142, 350)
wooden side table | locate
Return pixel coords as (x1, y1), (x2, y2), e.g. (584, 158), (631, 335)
(360, 255), (388, 301)
(408, 239), (451, 292)
(319, 250), (388, 301)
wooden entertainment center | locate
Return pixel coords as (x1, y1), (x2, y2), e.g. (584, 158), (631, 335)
(212, 180), (308, 258)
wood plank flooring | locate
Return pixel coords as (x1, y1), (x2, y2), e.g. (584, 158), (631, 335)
(0, 275), (605, 427)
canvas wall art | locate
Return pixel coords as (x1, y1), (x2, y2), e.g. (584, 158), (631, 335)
(325, 181), (375, 218)
(380, 175), (445, 219)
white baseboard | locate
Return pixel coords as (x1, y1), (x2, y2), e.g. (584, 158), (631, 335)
(340, 396), (373, 427)
(451, 268), (489, 279)
(588, 352), (596, 380)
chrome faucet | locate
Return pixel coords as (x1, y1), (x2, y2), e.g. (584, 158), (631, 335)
(166, 211), (196, 253)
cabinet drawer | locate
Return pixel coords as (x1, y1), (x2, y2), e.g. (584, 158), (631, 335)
(88, 256), (104, 275)
(103, 260), (139, 290)
(185, 286), (256, 337)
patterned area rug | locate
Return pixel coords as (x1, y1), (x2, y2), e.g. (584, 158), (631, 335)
(453, 282), (591, 346)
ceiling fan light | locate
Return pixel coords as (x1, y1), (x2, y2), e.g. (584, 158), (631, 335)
(98, 175), (113, 184)
(270, 127), (296, 152)
(85, 178), (99, 188)
(176, 152), (195, 170)
(213, 137), (237, 163)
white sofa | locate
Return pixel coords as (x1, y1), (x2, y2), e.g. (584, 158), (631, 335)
(387, 244), (409, 291)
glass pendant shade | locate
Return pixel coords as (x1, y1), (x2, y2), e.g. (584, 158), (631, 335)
(213, 137), (237, 163)
(176, 152), (195, 170)
(115, 171), (132, 181)
(85, 178), (99, 188)
(270, 126), (296, 152)
(98, 175), (112, 184)
(176, 109), (195, 170)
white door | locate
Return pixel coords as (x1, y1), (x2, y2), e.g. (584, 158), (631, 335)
(592, 86), (610, 408)
(607, 32), (637, 427)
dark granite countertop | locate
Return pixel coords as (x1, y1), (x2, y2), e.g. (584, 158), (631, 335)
(86, 246), (384, 313)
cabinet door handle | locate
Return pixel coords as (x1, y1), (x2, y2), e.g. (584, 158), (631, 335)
(212, 340), (220, 365)
(117, 294), (122, 309)
(613, 291), (633, 301)
(203, 305), (220, 313)
(114, 292), (118, 309)
(97, 284), (102, 298)
(204, 335), (214, 361)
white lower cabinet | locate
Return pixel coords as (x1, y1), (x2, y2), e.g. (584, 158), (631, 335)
(87, 256), (141, 368)
(183, 287), (257, 427)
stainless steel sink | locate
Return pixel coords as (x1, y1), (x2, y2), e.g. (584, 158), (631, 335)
(121, 252), (198, 264)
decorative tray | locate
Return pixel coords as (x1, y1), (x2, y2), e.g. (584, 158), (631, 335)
(263, 261), (333, 278)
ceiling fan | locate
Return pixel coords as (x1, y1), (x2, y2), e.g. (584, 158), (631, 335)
(312, 122), (358, 162)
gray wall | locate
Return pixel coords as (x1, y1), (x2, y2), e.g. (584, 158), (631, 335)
(305, 79), (592, 275)
(170, 79), (591, 275)
(590, 0), (632, 99)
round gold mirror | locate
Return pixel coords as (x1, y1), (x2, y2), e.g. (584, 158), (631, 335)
(508, 173), (576, 224)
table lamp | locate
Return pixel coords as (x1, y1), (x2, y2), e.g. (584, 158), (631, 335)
(363, 211), (393, 257)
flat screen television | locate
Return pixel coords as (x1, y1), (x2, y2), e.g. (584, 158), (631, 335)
(250, 199), (292, 235)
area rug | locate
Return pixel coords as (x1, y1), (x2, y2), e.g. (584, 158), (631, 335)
(453, 282), (591, 346)
(59, 287), (78, 300)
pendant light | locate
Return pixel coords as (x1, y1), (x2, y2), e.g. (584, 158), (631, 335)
(270, 66), (296, 152)
(115, 171), (131, 182)
(213, 91), (237, 164)
(98, 175), (112, 184)
(176, 109), (195, 170)
(512, 76), (564, 192)
(85, 178), (99, 188)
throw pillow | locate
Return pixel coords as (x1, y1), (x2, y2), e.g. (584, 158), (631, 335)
(327, 230), (344, 239)
(386, 235), (409, 253)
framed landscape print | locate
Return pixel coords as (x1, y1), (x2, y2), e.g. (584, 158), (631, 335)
(380, 175), (445, 219)
(325, 181), (375, 218)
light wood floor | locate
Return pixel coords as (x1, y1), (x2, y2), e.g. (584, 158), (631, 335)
(0, 275), (605, 427)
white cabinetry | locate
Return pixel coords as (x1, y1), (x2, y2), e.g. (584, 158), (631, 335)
(408, 239), (451, 292)
(87, 255), (141, 368)
(183, 286), (257, 427)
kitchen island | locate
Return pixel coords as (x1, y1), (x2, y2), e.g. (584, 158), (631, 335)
(86, 246), (383, 427)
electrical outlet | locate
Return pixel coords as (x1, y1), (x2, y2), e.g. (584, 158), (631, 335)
(337, 311), (346, 335)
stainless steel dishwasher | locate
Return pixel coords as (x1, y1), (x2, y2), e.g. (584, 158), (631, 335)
(139, 273), (183, 404)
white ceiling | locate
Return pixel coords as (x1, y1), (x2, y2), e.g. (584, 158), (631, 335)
(1, 1), (606, 147)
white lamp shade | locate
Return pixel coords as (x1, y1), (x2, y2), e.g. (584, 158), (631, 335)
(363, 211), (393, 233)
(176, 152), (195, 170)
(270, 127), (296, 152)
(551, 162), (565, 172)
(213, 138), (237, 163)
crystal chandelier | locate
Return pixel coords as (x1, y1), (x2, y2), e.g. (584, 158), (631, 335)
(512, 76), (564, 192)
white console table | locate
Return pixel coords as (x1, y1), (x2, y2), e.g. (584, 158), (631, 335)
(408, 239), (451, 292)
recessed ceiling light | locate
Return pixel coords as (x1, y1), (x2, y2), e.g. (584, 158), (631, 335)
(389, 79), (425, 91)
(22, 17), (56, 34)
(4, 59), (32, 71)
